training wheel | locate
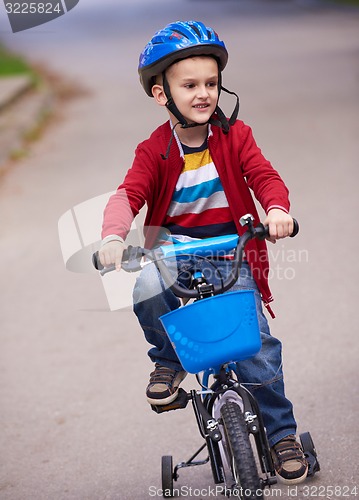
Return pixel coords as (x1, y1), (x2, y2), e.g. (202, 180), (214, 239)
(161, 455), (174, 497)
(300, 432), (320, 476)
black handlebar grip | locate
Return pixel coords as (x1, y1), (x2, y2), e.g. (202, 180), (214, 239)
(290, 218), (299, 238)
(257, 218), (299, 240)
(92, 251), (103, 270)
(92, 247), (135, 274)
(121, 247), (131, 261)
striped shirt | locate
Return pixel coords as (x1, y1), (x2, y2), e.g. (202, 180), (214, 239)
(164, 140), (236, 239)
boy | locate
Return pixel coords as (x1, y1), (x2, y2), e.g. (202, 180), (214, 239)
(99, 21), (308, 485)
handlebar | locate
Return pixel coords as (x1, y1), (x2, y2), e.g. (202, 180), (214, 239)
(93, 215), (299, 300)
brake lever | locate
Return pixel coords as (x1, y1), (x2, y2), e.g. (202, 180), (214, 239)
(121, 245), (147, 273)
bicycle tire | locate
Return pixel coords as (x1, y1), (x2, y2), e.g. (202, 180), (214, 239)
(161, 455), (174, 498)
(220, 401), (262, 499)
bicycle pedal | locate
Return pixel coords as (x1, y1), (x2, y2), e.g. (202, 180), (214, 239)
(150, 388), (189, 414)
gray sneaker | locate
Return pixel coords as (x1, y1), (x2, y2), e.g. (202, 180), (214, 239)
(146, 363), (187, 405)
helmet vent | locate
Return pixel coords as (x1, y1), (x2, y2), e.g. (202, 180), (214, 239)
(189, 23), (202, 38)
(169, 28), (187, 40)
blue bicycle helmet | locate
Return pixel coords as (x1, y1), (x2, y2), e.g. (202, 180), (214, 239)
(138, 21), (239, 156)
(139, 20), (228, 97)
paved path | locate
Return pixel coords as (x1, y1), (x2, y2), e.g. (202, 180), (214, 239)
(0, 1), (358, 499)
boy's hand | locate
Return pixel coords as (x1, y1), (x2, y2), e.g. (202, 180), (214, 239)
(99, 240), (125, 272)
(264, 209), (294, 244)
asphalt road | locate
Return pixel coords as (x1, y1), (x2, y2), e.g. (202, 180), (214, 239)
(0, 1), (359, 499)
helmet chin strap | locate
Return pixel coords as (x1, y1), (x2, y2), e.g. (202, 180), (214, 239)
(162, 70), (240, 134)
(160, 69), (240, 160)
(209, 86), (240, 134)
(163, 71), (198, 128)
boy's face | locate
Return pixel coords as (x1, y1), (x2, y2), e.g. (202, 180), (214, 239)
(164, 56), (219, 125)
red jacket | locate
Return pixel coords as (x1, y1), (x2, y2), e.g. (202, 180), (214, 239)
(102, 119), (290, 307)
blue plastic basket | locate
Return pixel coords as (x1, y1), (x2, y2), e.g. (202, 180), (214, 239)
(160, 290), (261, 374)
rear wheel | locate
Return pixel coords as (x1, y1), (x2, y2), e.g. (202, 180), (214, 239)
(220, 401), (262, 499)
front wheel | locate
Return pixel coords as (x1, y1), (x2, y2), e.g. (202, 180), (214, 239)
(220, 401), (262, 499)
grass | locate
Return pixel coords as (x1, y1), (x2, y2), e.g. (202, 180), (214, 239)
(0, 43), (49, 170)
(0, 43), (39, 83)
(0, 43), (35, 77)
(0, 42), (89, 172)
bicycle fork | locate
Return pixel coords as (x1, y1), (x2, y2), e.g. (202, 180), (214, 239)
(174, 385), (276, 490)
(152, 381), (277, 491)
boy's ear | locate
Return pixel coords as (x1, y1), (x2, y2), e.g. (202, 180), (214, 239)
(152, 84), (167, 106)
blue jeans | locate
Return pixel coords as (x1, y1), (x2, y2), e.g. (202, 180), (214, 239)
(133, 258), (297, 447)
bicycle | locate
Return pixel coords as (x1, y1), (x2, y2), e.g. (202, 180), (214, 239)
(93, 214), (320, 499)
